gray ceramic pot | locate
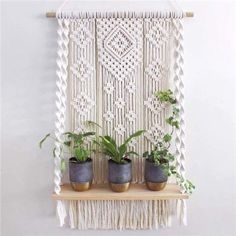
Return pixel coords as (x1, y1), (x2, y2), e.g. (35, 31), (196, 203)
(69, 157), (93, 191)
(108, 159), (132, 192)
(145, 159), (168, 191)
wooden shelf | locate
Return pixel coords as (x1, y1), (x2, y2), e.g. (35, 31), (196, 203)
(52, 183), (188, 201)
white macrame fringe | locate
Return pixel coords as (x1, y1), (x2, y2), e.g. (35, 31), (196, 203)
(56, 199), (188, 228)
(56, 11), (184, 19)
(56, 200), (67, 227)
(177, 199), (187, 226)
(55, 200), (178, 230)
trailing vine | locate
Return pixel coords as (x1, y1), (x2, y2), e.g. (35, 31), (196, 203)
(143, 89), (195, 194)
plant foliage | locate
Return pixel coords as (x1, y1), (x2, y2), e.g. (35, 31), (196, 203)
(62, 131), (95, 162)
(98, 130), (145, 164)
(39, 121), (100, 170)
(143, 89), (195, 194)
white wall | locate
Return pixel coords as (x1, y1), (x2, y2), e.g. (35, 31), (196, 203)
(1, 1), (236, 236)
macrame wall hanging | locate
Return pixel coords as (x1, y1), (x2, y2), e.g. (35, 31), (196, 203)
(50, 8), (192, 230)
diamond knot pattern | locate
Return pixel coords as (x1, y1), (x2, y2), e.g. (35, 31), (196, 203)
(145, 124), (164, 144)
(145, 60), (166, 82)
(144, 95), (163, 114)
(70, 59), (93, 81)
(115, 98), (125, 109)
(115, 124), (126, 136)
(126, 81), (136, 94)
(126, 111), (136, 122)
(97, 18), (143, 81)
(146, 20), (169, 48)
(104, 82), (114, 94)
(71, 92), (95, 116)
(70, 23), (93, 48)
(103, 111), (114, 122)
(104, 26), (135, 61)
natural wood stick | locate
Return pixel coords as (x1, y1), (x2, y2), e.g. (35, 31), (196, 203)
(46, 12), (56, 18)
(45, 11), (194, 18)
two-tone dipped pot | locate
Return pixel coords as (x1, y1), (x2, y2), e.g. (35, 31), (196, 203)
(108, 159), (132, 192)
(69, 157), (93, 191)
(144, 159), (168, 191)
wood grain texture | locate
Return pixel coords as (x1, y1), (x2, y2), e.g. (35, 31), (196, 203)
(51, 183), (189, 200)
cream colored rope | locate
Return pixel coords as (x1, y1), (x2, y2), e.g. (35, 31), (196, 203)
(173, 17), (187, 225)
(54, 17), (69, 226)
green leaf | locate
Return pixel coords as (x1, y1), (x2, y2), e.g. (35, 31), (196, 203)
(155, 149), (168, 157)
(60, 159), (66, 172)
(63, 141), (71, 147)
(75, 148), (89, 162)
(84, 120), (102, 129)
(124, 130), (145, 145)
(64, 132), (80, 139)
(172, 121), (179, 129)
(99, 136), (118, 158)
(118, 144), (127, 160)
(39, 133), (50, 148)
(63, 132), (84, 145)
(63, 131), (74, 136)
(126, 151), (139, 157)
(173, 106), (180, 115)
(75, 148), (82, 160)
(103, 136), (117, 148)
(153, 158), (160, 166)
(103, 149), (116, 158)
(166, 153), (175, 161)
(163, 134), (172, 142)
(166, 117), (174, 125)
(93, 140), (101, 146)
(169, 165), (177, 175)
(82, 132), (96, 137)
(156, 89), (177, 104)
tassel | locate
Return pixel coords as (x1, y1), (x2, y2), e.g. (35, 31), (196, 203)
(56, 200), (67, 227)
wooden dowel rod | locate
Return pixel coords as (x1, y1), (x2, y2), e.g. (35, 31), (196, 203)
(46, 12), (56, 18)
(185, 11), (194, 17)
(45, 11), (194, 18)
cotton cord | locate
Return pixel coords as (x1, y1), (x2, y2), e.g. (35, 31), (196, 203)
(56, 200), (67, 227)
(57, 11), (184, 19)
(173, 18), (187, 225)
(65, 200), (176, 230)
(54, 16), (70, 225)
(54, 11), (187, 229)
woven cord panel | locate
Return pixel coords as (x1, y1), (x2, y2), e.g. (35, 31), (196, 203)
(54, 12), (186, 228)
(67, 17), (173, 184)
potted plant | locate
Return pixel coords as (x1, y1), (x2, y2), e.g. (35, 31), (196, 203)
(143, 90), (195, 194)
(97, 130), (144, 192)
(64, 131), (95, 191)
(39, 121), (99, 191)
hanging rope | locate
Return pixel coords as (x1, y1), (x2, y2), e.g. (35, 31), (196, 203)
(173, 17), (187, 225)
(54, 16), (70, 226)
